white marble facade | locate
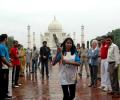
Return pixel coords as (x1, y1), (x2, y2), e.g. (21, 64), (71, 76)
(41, 17), (68, 53)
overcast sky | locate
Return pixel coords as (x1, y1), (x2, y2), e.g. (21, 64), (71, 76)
(0, 0), (120, 48)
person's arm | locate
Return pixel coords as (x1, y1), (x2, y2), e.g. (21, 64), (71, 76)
(40, 47), (42, 56)
(114, 45), (120, 67)
(62, 60), (80, 66)
(0, 47), (12, 67)
(92, 49), (99, 59)
(12, 48), (19, 59)
(1, 57), (12, 67)
(62, 53), (80, 66)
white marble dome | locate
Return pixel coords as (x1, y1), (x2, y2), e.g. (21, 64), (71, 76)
(48, 16), (62, 32)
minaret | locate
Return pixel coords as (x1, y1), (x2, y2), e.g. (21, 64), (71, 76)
(54, 16), (56, 21)
(33, 32), (35, 47)
(40, 33), (43, 47)
(81, 25), (84, 45)
(27, 25), (31, 48)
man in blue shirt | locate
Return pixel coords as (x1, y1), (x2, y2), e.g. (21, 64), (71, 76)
(0, 34), (12, 99)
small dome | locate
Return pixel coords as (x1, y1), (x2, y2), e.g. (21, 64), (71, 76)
(48, 16), (62, 32)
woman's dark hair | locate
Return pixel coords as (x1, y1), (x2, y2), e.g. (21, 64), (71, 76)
(61, 37), (76, 55)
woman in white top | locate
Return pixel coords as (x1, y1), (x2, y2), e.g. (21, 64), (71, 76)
(58, 38), (80, 100)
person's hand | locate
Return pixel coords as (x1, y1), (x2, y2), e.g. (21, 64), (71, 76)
(8, 62), (13, 67)
(57, 47), (62, 52)
(43, 56), (47, 59)
(62, 59), (70, 65)
(114, 64), (118, 70)
(62, 59), (66, 64)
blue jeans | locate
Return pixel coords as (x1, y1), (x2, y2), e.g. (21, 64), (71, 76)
(32, 59), (38, 72)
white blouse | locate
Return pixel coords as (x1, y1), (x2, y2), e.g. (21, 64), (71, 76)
(59, 52), (77, 85)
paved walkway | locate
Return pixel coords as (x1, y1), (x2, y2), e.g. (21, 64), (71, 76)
(11, 64), (120, 100)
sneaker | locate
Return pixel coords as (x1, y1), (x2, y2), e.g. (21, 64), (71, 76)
(108, 88), (112, 91)
(88, 84), (93, 87)
(98, 86), (105, 90)
(102, 87), (109, 92)
(18, 83), (22, 86)
(14, 85), (19, 88)
(108, 86), (112, 91)
(5, 95), (12, 99)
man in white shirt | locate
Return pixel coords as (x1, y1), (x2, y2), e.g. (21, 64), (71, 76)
(106, 35), (120, 98)
(31, 46), (39, 73)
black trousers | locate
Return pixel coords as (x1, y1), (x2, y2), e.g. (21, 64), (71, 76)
(41, 60), (49, 76)
(0, 69), (9, 98)
(61, 84), (76, 100)
(89, 64), (98, 85)
(12, 65), (20, 85)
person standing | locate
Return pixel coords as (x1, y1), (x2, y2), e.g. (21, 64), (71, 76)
(53, 38), (80, 100)
(79, 43), (89, 78)
(0, 34), (12, 99)
(31, 46), (39, 73)
(98, 36), (111, 91)
(10, 40), (21, 88)
(106, 35), (120, 98)
(40, 41), (50, 78)
(19, 45), (26, 76)
(26, 48), (32, 73)
(88, 40), (99, 88)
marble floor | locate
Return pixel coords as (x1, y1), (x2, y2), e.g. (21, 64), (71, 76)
(11, 64), (120, 100)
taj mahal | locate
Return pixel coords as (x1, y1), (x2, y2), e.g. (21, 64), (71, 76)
(27, 17), (85, 53)
(41, 16), (69, 53)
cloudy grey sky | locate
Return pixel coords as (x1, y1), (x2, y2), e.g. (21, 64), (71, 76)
(0, 0), (120, 48)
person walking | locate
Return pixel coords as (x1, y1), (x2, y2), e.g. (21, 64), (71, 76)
(53, 37), (80, 100)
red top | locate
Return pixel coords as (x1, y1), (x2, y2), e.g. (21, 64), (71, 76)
(10, 47), (20, 66)
(100, 42), (109, 59)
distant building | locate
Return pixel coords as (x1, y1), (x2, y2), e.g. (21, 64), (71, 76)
(41, 17), (68, 53)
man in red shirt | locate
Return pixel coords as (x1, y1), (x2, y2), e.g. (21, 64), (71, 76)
(99, 36), (111, 91)
(10, 40), (21, 88)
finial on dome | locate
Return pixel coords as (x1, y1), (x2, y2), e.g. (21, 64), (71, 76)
(54, 16), (56, 21)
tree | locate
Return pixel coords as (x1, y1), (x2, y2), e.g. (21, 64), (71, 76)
(107, 29), (120, 49)
(7, 36), (14, 51)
